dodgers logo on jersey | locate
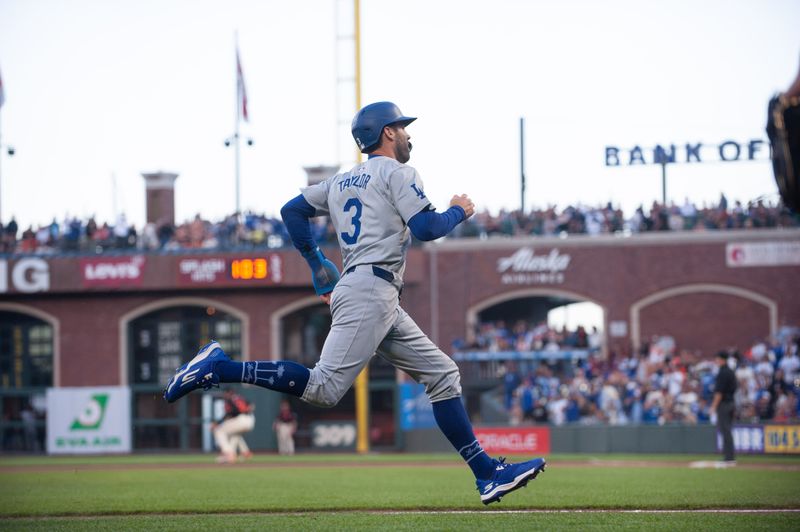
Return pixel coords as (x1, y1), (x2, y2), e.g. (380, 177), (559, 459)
(410, 183), (426, 199)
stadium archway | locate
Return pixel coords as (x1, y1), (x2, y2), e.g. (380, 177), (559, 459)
(630, 283), (778, 357)
(120, 297), (248, 450)
(270, 298), (399, 449)
(465, 288), (606, 349)
(0, 303), (58, 452)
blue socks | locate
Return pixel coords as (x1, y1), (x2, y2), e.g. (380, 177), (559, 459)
(214, 360), (310, 397)
(432, 397), (495, 480)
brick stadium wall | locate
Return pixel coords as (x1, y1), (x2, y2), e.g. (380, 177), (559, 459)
(638, 292), (771, 358)
(1, 229), (798, 386)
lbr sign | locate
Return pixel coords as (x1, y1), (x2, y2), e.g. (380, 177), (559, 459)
(605, 139), (767, 166)
(0, 258), (50, 293)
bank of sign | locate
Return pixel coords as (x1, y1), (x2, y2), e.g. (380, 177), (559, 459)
(80, 256), (145, 288)
(496, 248), (571, 285)
(605, 139), (767, 166)
(46, 386), (132, 454)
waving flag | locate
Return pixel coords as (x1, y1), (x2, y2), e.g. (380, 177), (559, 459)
(236, 49), (248, 122)
(0, 67), (5, 109)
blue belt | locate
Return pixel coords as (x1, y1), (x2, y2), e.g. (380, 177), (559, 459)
(345, 264), (394, 284)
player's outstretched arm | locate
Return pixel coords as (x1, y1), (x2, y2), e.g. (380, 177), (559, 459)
(407, 194), (475, 241)
(280, 194), (340, 297)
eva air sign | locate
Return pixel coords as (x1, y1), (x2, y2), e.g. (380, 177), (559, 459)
(46, 387), (132, 454)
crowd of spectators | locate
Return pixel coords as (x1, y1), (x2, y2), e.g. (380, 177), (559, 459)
(469, 322), (800, 427)
(453, 320), (603, 353)
(1, 195), (797, 255)
(452, 195), (799, 239)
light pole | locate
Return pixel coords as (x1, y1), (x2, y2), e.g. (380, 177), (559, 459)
(0, 142), (15, 223)
(224, 133), (253, 215)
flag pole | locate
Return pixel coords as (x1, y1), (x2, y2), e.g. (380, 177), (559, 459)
(0, 106), (3, 224)
(234, 32), (241, 215)
(0, 66), (4, 223)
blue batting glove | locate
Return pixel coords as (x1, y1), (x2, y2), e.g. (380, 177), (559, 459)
(301, 247), (340, 296)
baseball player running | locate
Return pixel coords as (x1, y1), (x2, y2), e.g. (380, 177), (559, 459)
(164, 102), (546, 504)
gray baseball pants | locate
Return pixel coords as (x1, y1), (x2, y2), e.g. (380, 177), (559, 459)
(301, 265), (462, 408)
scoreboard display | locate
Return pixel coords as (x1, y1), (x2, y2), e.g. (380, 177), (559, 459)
(230, 258), (269, 280)
(178, 255), (283, 285)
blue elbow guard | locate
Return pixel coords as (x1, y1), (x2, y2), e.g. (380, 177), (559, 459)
(302, 247), (340, 295)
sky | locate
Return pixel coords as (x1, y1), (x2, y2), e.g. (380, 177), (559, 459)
(0, 0), (798, 231)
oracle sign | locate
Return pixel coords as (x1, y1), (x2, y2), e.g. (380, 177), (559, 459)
(81, 256), (146, 288)
(474, 427), (551, 455)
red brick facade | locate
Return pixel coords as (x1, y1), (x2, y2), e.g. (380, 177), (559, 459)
(1, 229), (798, 386)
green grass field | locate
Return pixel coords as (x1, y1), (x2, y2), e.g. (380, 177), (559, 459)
(1, 453), (798, 530)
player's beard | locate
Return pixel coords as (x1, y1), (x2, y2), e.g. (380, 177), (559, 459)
(396, 140), (412, 164)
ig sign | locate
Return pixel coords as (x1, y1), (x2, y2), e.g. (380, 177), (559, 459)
(0, 258), (50, 293)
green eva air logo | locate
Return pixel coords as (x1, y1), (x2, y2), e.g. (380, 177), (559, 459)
(70, 394), (110, 430)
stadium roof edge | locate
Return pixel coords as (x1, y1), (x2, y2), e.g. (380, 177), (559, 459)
(428, 228), (800, 250)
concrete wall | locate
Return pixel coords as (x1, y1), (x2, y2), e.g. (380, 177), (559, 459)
(403, 425), (718, 454)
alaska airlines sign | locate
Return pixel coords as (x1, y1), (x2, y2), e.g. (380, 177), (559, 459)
(605, 139), (767, 166)
(496, 248), (571, 285)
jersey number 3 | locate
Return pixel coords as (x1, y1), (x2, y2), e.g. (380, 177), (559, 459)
(341, 198), (363, 245)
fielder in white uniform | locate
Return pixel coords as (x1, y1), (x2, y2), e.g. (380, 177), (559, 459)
(165, 102), (546, 504)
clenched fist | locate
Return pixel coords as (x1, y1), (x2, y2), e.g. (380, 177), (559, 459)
(450, 194), (475, 219)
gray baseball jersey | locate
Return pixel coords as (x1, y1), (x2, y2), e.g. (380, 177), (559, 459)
(297, 156), (461, 408)
(301, 156), (430, 278)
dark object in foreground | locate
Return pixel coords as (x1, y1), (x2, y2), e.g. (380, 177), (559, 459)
(767, 58), (800, 212)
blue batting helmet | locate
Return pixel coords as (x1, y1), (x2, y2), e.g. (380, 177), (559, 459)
(351, 101), (416, 153)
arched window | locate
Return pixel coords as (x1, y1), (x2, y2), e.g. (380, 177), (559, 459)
(127, 305), (242, 450)
(0, 311), (53, 452)
(129, 306), (242, 386)
(278, 303), (397, 449)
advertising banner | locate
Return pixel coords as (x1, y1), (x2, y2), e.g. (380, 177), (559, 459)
(178, 257), (227, 284)
(80, 256), (146, 288)
(310, 421), (356, 450)
(764, 425), (800, 454)
(717, 424), (800, 454)
(177, 255), (284, 286)
(399, 382), (436, 431)
(718, 425), (764, 454)
(474, 427), (551, 455)
(46, 386), (132, 454)
(726, 242), (800, 268)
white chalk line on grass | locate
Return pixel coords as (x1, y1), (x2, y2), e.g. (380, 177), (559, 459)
(6, 509), (800, 520)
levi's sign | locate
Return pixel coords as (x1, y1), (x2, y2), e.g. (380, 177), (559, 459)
(81, 256), (145, 288)
(497, 247), (571, 285)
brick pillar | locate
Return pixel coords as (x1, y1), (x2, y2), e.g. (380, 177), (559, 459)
(303, 165), (340, 186)
(142, 172), (178, 225)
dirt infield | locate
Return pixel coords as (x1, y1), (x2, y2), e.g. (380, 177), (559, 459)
(3, 457), (798, 474)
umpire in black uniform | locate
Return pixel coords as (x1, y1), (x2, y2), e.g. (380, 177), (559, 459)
(710, 351), (738, 464)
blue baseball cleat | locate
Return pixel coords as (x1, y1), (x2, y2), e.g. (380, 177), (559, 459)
(476, 457), (546, 505)
(163, 341), (229, 403)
